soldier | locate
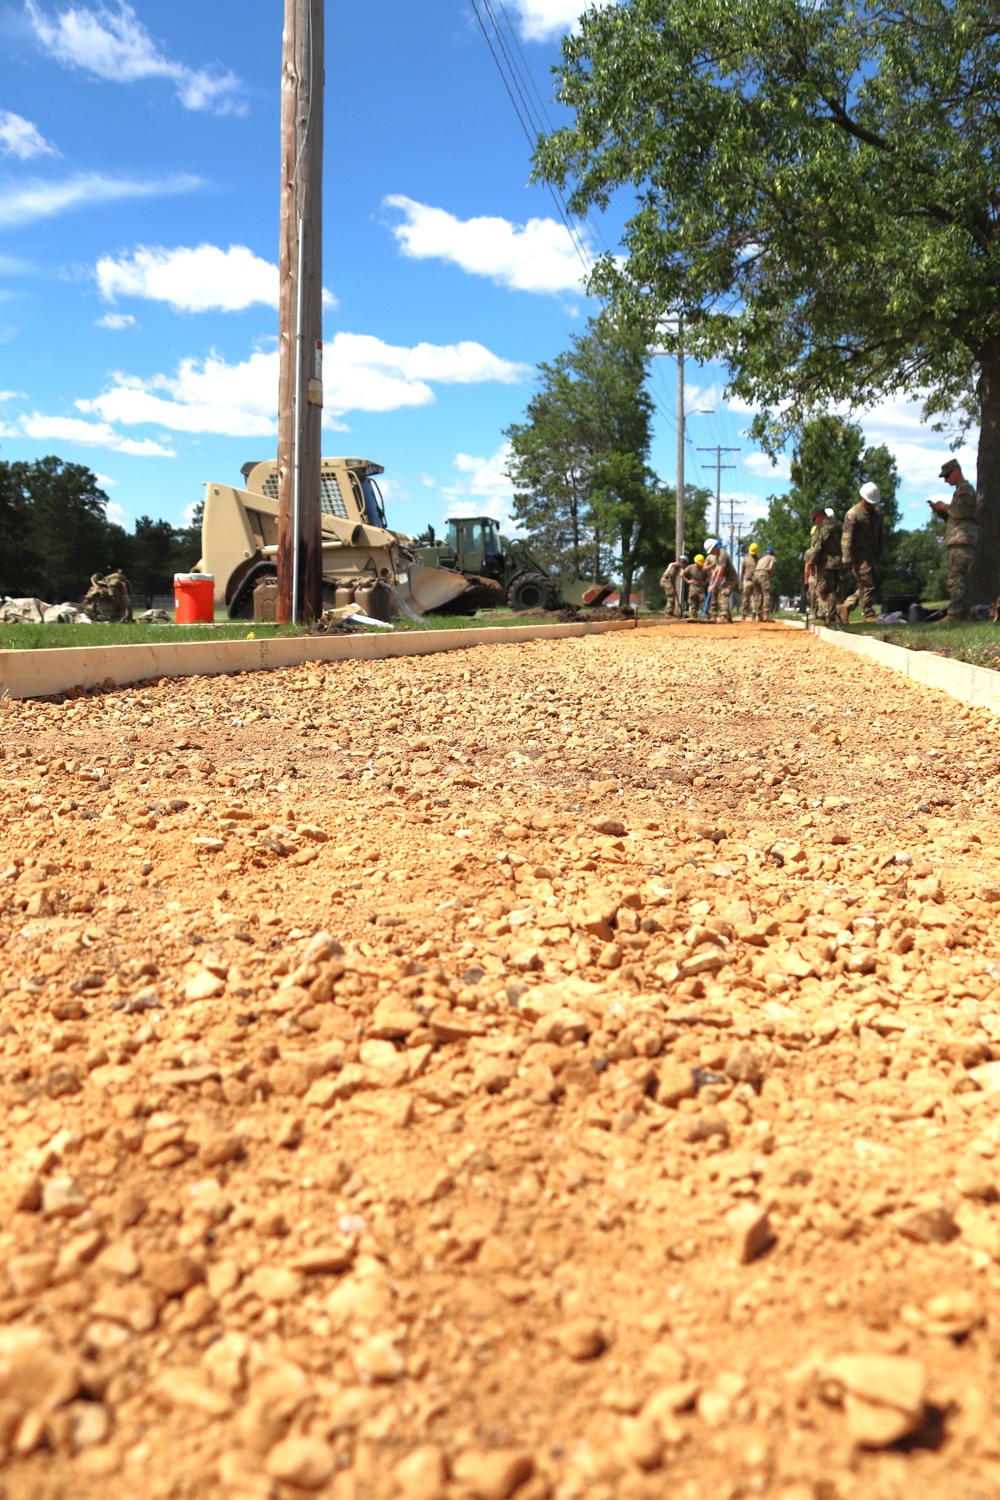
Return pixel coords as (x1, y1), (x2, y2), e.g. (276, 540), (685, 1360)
(684, 553), (708, 618)
(752, 545), (776, 621)
(663, 555), (688, 617)
(804, 506), (843, 624)
(929, 459), (979, 621)
(705, 538), (739, 622)
(838, 482), (883, 623)
(739, 543), (758, 620)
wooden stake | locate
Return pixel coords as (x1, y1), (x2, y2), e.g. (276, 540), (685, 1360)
(277, 0), (324, 624)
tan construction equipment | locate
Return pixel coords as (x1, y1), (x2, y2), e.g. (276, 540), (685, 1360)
(196, 457), (472, 619)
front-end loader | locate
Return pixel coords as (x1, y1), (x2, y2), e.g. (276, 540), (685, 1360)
(413, 516), (613, 612)
(195, 458), (472, 619)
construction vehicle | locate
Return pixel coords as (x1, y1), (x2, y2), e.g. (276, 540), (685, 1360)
(195, 457), (472, 619)
(413, 515), (613, 612)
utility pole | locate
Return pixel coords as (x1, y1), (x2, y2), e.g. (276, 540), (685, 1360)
(277, 0), (325, 624)
(726, 494), (746, 553)
(676, 317), (684, 564)
(697, 444), (739, 536)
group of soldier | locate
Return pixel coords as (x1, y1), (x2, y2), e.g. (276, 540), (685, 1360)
(660, 457), (978, 627)
(804, 458), (977, 624)
(659, 538), (776, 622)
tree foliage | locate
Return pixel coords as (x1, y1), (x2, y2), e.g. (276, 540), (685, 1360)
(506, 312), (671, 601)
(0, 457), (201, 605)
(747, 416), (898, 599)
(536, 0), (1000, 598)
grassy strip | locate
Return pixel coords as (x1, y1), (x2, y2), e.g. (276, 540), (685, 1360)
(0, 607), (629, 651)
(841, 616), (1000, 671)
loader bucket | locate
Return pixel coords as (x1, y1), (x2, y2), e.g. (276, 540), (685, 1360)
(401, 562), (472, 615)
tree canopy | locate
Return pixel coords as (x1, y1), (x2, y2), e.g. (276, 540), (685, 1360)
(506, 312), (672, 603)
(536, 0), (1000, 599)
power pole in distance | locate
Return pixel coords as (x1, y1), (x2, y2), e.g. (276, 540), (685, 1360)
(277, 0), (325, 625)
(697, 444), (739, 537)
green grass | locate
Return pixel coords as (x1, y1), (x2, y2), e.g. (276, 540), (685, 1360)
(0, 605), (627, 650)
(843, 614), (1000, 671)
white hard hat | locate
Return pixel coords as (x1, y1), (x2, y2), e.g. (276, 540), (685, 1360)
(703, 538), (719, 553)
(859, 482), (881, 506)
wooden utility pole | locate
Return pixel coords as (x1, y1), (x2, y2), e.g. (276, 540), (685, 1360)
(697, 443), (740, 537)
(277, 0), (324, 624)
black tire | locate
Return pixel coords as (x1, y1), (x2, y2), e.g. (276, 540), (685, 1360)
(507, 572), (558, 611)
(227, 563), (277, 619)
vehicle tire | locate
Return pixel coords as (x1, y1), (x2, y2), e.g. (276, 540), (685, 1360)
(227, 563), (277, 619)
(507, 572), (557, 611)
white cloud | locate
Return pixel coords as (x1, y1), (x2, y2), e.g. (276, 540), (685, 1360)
(105, 500), (130, 524)
(508, 0), (589, 41)
(93, 471), (117, 487)
(0, 109), (58, 160)
(95, 311), (136, 329)
(74, 334), (527, 440)
(0, 172), (200, 229)
(745, 451), (791, 480)
(441, 442), (518, 531)
(384, 195), (592, 296)
(0, 389), (20, 401)
(25, 0), (244, 115)
(16, 411), (175, 455)
(95, 242), (337, 314)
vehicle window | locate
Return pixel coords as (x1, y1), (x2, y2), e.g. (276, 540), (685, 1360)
(484, 522), (502, 559)
(361, 476), (387, 529)
(447, 521), (460, 554)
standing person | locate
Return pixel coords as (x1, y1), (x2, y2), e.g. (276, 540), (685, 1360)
(705, 538), (738, 622)
(684, 553), (708, 618)
(929, 459), (979, 621)
(804, 506), (843, 624)
(838, 482), (883, 623)
(659, 556), (687, 617)
(753, 546), (776, 621)
(739, 543), (758, 620)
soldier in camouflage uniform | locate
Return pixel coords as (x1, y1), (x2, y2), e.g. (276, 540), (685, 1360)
(659, 557), (687, 617)
(752, 546), (776, 621)
(83, 568), (132, 623)
(804, 506), (843, 624)
(929, 459), (979, 621)
(838, 483), (883, 623)
(739, 543), (758, 620)
(683, 554), (708, 618)
(705, 539), (738, 622)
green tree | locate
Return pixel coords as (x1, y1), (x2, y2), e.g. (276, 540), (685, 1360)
(129, 517), (183, 607)
(506, 312), (664, 601)
(536, 0), (1000, 600)
(882, 519), (948, 601)
(636, 482), (712, 605)
(747, 417), (899, 600)
(2, 457), (120, 600)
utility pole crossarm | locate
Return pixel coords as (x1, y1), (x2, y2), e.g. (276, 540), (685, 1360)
(697, 444), (740, 538)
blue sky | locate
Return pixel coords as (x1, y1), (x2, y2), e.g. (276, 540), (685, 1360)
(0, 0), (976, 552)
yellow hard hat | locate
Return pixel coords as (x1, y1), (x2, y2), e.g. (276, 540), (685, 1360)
(694, 553), (705, 565)
(748, 542), (759, 555)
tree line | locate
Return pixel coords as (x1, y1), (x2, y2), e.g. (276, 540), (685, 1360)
(504, 311), (710, 606)
(0, 458), (201, 607)
(748, 416), (948, 606)
(534, 0), (1000, 605)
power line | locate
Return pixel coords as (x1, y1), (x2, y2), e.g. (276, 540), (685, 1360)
(468, 0), (593, 277)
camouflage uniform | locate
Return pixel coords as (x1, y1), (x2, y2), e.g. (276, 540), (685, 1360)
(659, 560), (685, 617)
(683, 560), (708, 617)
(804, 516), (843, 623)
(942, 480), (979, 619)
(841, 503), (882, 620)
(752, 551), (775, 621)
(84, 569), (132, 623)
(708, 548), (738, 622)
(739, 553), (757, 620)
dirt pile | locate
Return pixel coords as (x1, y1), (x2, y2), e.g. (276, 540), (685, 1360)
(1, 622), (1000, 1498)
